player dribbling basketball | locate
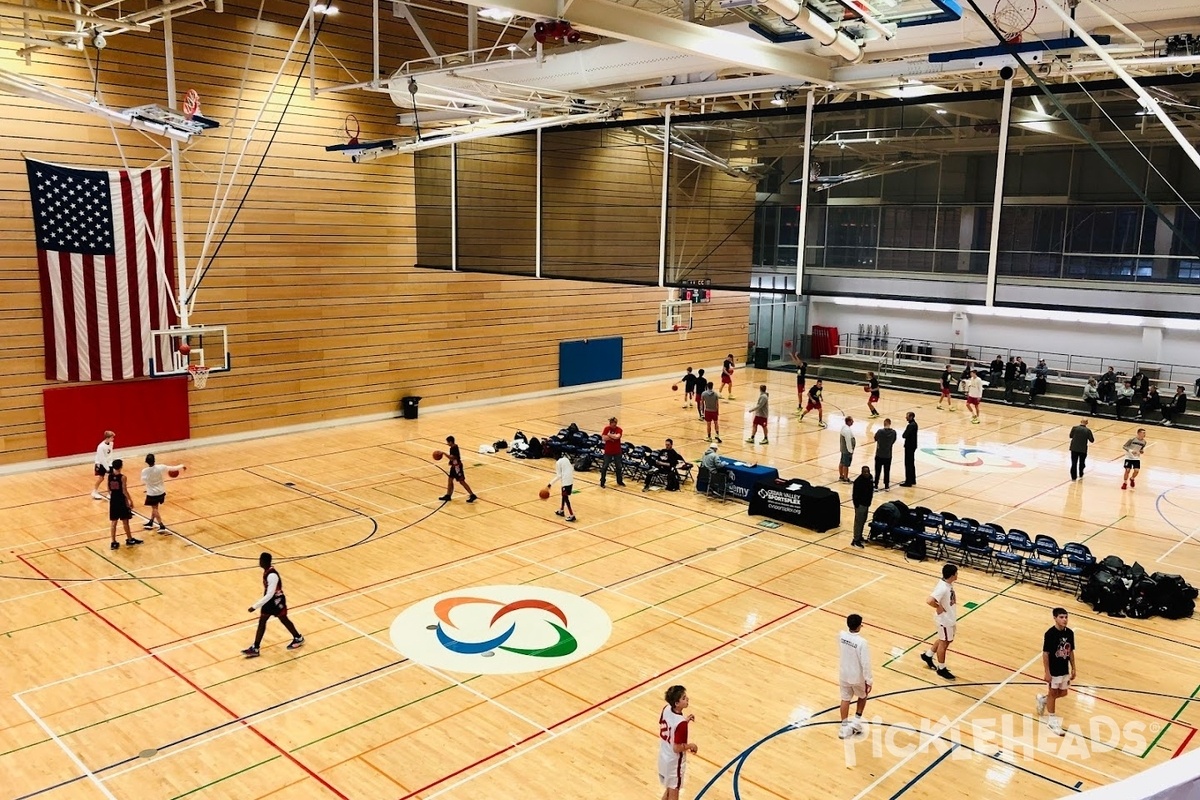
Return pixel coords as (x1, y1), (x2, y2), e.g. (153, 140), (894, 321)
(658, 685), (697, 800)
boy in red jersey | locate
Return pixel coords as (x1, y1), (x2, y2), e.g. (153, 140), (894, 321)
(658, 685), (698, 800)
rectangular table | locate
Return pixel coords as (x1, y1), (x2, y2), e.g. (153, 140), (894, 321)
(696, 458), (780, 501)
(747, 478), (842, 532)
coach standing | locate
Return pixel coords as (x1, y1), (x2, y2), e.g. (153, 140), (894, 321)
(1068, 419), (1094, 481)
(600, 416), (626, 488)
(899, 412), (918, 487)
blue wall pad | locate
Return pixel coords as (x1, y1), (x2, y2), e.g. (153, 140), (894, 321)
(559, 337), (623, 387)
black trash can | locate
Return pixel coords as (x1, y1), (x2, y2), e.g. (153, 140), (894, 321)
(401, 396), (421, 420)
(754, 347), (769, 369)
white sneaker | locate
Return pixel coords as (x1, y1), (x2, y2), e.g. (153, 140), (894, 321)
(1048, 720), (1065, 736)
(91, 491), (103, 500)
(850, 720), (864, 735)
(837, 722), (852, 740)
(1035, 694), (1046, 717)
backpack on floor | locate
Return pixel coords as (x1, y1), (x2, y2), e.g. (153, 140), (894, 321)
(904, 537), (927, 562)
(573, 453), (594, 471)
(526, 437), (544, 459)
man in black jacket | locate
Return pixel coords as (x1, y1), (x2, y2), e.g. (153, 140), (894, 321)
(1004, 357), (1018, 404)
(1162, 386), (1188, 427)
(899, 412), (918, 487)
(851, 466), (874, 548)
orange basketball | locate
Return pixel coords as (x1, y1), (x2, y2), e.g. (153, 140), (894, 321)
(539, 487), (551, 500)
(178, 343), (191, 355)
(433, 450), (444, 461)
(168, 468), (180, 478)
(672, 384), (679, 391)
(864, 385), (871, 392)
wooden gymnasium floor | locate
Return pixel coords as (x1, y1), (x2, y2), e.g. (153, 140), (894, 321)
(2, 367), (1199, 800)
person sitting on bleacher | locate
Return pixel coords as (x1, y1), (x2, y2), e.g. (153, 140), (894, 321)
(1113, 381), (1135, 419)
(1162, 386), (1188, 427)
(643, 438), (683, 491)
(1137, 386), (1162, 421)
(1082, 379), (1101, 417)
(1097, 366), (1118, 403)
(1028, 360), (1049, 405)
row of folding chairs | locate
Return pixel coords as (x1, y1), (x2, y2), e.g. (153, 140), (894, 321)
(870, 507), (1097, 595)
(548, 434), (692, 487)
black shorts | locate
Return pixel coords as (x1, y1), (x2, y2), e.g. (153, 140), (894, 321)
(109, 504), (132, 522)
(561, 484), (573, 499)
(262, 596), (289, 617)
(1123, 459), (1141, 470)
(145, 493), (165, 506)
(449, 463), (465, 481)
(94, 464), (108, 477)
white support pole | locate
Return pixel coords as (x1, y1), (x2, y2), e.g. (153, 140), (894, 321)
(467, 6), (478, 53)
(450, 142), (458, 271)
(535, 126), (542, 278)
(658, 104), (672, 288)
(1043, 0), (1200, 175)
(307, 0), (317, 99)
(162, 9), (189, 326)
(372, 0), (380, 86)
(985, 77), (1014, 308)
(795, 87), (814, 296)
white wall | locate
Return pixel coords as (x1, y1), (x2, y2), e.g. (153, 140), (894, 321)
(809, 300), (1200, 370)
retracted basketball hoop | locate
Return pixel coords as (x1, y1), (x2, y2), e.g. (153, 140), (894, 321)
(187, 364), (210, 389)
(182, 88), (200, 120)
(992, 0), (1037, 44)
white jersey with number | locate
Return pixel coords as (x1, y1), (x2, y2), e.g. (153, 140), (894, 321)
(657, 704), (690, 788)
(930, 579), (957, 627)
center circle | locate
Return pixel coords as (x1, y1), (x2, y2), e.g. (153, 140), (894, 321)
(389, 584), (613, 674)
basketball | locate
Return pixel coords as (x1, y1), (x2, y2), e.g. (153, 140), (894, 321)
(864, 385), (871, 392)
(672, 384), (679, 391)
(178, 343), (191, 355)
(539, 487), (551, 500)
(433, 450), (444, 461)
(168, 468), (180, 478)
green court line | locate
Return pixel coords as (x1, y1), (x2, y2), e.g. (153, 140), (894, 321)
(90, 546), (164, 598)
(0, 690), (194, 758)
(1140, 682), (1200, 758)
(882, 580), (1019, 668)
(294, 680), (469, 751)
(168, 755), (280, 800)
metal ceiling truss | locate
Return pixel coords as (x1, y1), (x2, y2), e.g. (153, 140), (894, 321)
(0, 0), (212, 57)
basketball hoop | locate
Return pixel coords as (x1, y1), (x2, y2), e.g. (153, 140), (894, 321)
(992, 0), (1037, 44)
(675, 324), (689, 341)
(182, 88), (200, 120)
(187, 364), (210, 389)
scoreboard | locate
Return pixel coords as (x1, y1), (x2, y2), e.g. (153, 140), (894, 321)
(679, 278), (712, 303)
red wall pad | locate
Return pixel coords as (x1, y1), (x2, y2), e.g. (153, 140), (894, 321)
(43, 377), (190, 458)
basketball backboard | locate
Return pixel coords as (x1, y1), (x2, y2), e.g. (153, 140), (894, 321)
(148, 325), (231, 379)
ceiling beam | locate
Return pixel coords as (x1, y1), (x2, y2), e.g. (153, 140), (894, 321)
(454, 0), (834, 84)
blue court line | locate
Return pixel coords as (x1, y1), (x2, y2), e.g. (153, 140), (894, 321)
(889, 744), (959, 799)
(696, 681), (1098, 799)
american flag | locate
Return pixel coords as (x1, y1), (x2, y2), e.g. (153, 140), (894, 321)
(26, 159), (178, 382)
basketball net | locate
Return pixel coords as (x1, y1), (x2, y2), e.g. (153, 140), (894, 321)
(677, 325), (689, 341)
(187, 364), (210, 388)
(992, 1), (1036, 44)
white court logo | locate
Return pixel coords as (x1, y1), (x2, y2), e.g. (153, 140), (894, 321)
(389, 585), (612, 675)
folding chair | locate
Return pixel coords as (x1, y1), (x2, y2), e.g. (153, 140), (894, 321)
(991, 532), (1028, 579)
(1034, 534), (1064, 561)
(705, 467), (731, 502)
(960, 528), (994, 571)
(1062, 542), (1096, 572)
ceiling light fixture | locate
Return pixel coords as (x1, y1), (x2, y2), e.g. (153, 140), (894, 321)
(313, 0), (339, 15)
(771, 88), (798, 106)
(479, 7), (514, 21)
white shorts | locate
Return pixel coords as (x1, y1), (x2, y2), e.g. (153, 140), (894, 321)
(840, 681), (867, 702)
(1049, 675), (1070, 692)
(937, 624), (956, 643)
(658, 758), (686, 790)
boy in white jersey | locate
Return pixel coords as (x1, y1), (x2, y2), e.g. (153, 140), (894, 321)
(92, 430), (115, 499)
(657, 685), (698, 800)
(140, 453), (185, 532)
(1121, 428), (1147, 490)
(838, 613), (873, 739)
(546, 453), (576, 522)
(921, 564), (959, 680)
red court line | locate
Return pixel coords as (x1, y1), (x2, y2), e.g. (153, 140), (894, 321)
(1173, 727), (1196, 759)
(16, 554), (350, 800)
(395, 602), (810, 800)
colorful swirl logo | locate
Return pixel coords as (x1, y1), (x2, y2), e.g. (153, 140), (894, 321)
(390, 585), (612, 675)
(919, 446), (1028, 471)
(434, 597), (577, 658)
